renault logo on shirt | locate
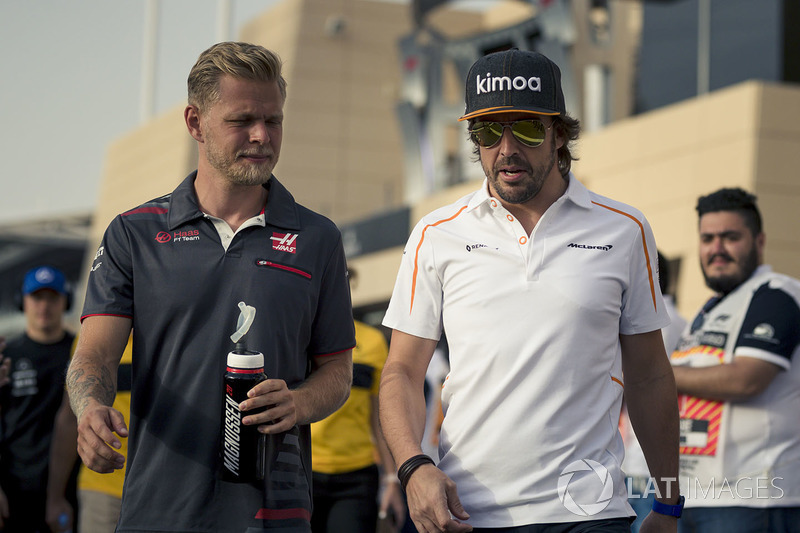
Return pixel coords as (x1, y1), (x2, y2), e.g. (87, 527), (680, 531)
(271, 232), (298, 253)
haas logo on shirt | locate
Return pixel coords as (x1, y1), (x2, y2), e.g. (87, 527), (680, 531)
(271, 232), (298, 253)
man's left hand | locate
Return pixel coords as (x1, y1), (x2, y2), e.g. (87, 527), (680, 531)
(240, 378), (297, 433)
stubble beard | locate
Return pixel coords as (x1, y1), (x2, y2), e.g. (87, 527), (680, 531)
(206, 136), (274, 187)
(484, 141), (558, 205)
(701, 245), (760, 295)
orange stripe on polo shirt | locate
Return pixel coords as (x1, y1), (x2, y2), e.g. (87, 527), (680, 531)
(410, 205), (469, 314)
(591, 202), (658, 312)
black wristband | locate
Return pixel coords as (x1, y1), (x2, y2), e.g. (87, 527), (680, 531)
(397, 454), (435, 491)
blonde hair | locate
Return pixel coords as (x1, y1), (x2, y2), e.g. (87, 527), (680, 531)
(188, 41), (287, 112)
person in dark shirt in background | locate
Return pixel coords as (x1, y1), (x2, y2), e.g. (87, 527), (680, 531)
(0, 265), (79, 532)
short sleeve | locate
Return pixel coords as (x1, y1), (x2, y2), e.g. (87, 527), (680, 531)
(306, 232), (356, 357)
(81, 215), (135, 321)
(382, 218), (444, 341)
(619, 214), (669, 335)
(734, 281), (800, 369)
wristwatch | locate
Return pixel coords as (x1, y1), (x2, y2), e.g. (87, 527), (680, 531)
(652, 495), (684, 518)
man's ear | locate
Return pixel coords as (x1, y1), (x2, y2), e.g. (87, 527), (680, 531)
(756, 231), (766, 264)
(185, 105), (203, 142)
(554, 125), (566, 151)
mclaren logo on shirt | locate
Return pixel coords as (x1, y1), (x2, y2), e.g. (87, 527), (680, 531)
(567, 243), (613, 251)
(271, 232), (298, 253)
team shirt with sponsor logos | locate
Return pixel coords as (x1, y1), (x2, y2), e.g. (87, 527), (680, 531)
(384, 175), (669, 526)
(671, 265), (800, 507)
(82, 172), (355, 533)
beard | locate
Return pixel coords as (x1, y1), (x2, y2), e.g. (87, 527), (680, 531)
(483, 140), (558, 205)
(205, 135), (274, 186)
(702, 245), (760, 294)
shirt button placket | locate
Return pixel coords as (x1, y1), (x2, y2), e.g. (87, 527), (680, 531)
(501, 212), (532, 268)
(490, 200), (530, 268)
(502, 211), (538, 280)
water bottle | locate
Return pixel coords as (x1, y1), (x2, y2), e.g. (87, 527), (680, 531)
(221, 302), (267, 482)
(222, 348), (267, 482)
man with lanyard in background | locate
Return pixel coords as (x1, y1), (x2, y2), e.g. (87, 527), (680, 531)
(671, 188), (800, 532)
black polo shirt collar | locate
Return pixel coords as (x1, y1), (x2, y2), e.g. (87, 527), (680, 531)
(167, 171), (302, 231)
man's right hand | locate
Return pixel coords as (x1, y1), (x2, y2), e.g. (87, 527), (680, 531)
(405, 464), (472, 533)
(76, 402), (128, 473)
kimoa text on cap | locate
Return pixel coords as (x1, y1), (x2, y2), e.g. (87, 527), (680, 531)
(477, 73), (542, 95)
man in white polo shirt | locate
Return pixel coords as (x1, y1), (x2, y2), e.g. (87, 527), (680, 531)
(671, 188), (800, 532)
(380, 49), (682, 532)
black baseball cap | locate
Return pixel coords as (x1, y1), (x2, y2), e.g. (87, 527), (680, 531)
(459, 49), (566, 121)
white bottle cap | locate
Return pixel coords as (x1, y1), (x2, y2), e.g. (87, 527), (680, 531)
(230, 302), (256, 344)
(226, 351), (264, 370)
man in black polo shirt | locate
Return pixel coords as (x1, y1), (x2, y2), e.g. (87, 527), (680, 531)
(67, 42), (355, 533)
